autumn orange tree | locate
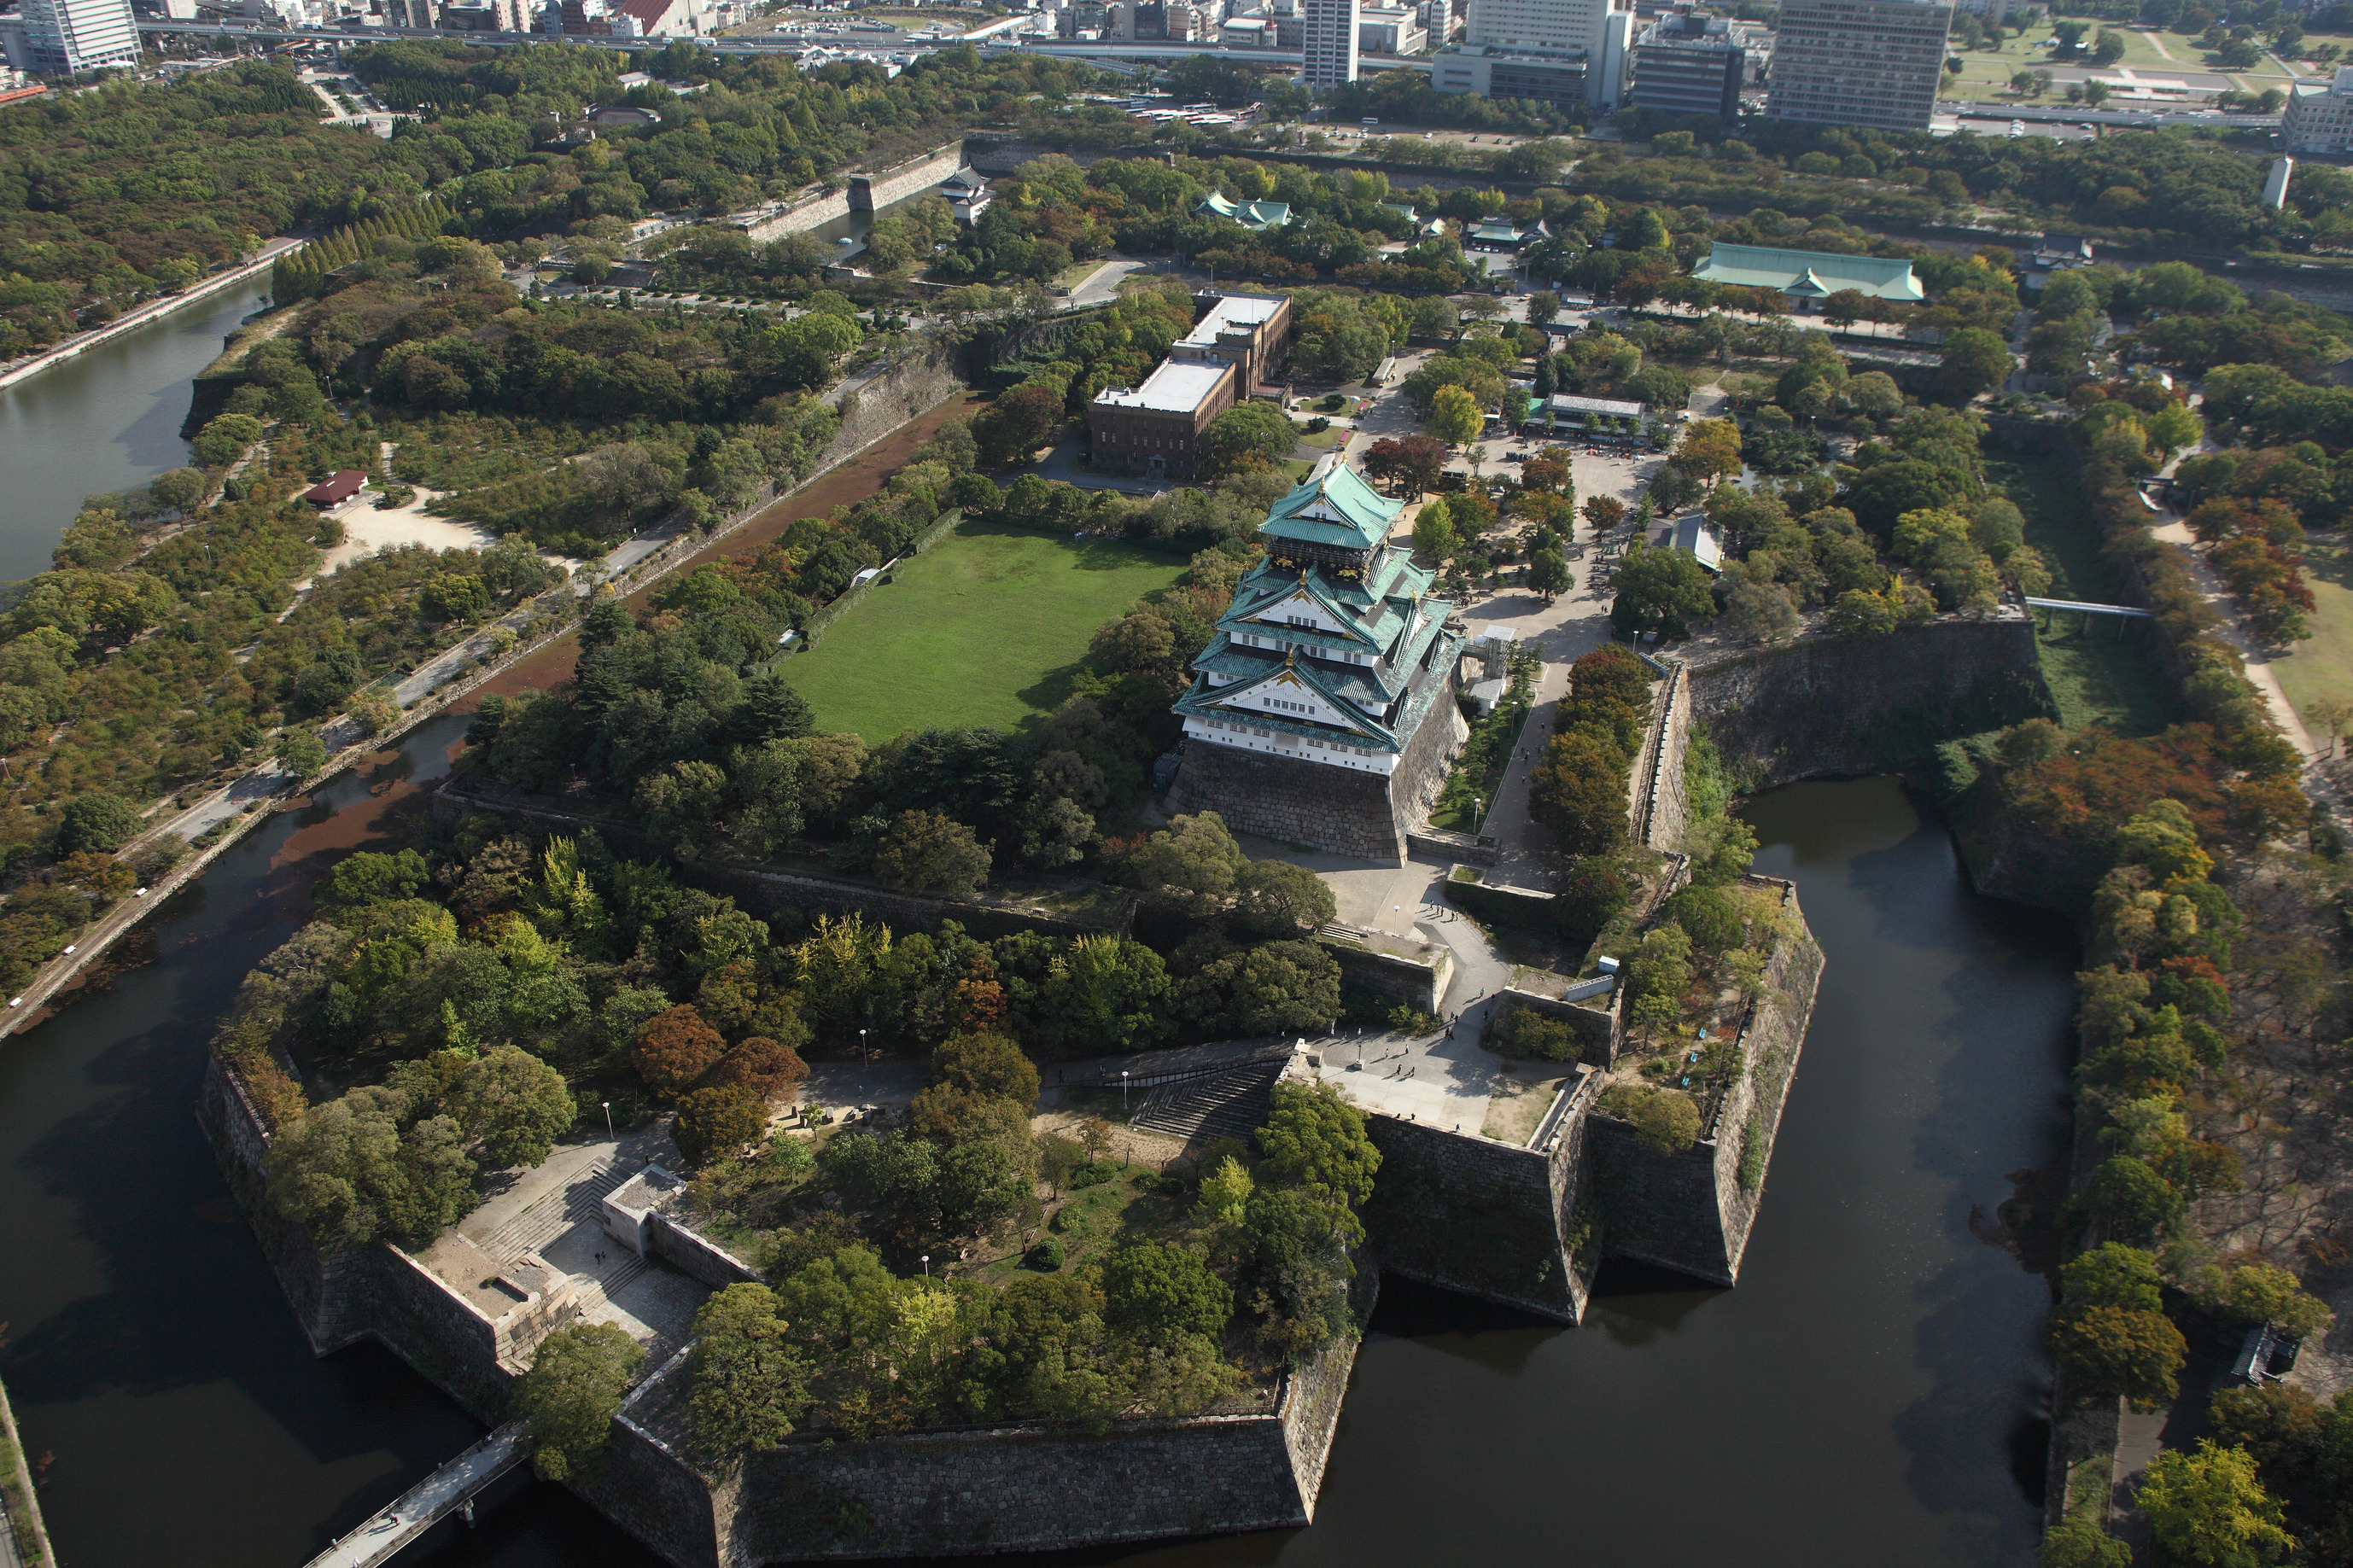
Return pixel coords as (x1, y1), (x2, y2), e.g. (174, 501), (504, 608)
(634, 1005), (726, 1099)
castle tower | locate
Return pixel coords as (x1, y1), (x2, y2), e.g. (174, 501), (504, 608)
(1166, 464), (1469, 861)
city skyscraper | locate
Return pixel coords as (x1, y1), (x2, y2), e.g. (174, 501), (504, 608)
(1764, 0), (1953, 131)
(19, 0), (138, 76)
(1301, 0), (1360, 85)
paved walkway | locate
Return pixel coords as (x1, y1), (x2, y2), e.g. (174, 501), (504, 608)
(303, 1423), (524, 1568)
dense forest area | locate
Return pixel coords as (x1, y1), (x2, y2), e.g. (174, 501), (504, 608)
(0, 40), (1114, 355)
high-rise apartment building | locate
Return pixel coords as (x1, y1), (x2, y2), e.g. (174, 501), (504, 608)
(17, 0), (137, 76)
(1301, 0), (1359, 85)
(1765, 0), (1953, 131)
(1441, 0), (1628, 103)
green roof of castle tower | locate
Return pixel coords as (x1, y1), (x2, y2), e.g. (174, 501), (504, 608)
(1261, 465), (1402, 551)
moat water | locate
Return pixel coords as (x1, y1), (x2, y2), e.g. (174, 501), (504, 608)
(0, 276), (274, 584)
(0, 747), (2079, 1567)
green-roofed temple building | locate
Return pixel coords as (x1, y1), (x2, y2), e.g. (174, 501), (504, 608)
(1167, 464), (1469, 860)
(1687, 242), (1924, 310)
(1196, 191), (1294, 232)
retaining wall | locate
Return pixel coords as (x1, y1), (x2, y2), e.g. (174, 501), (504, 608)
(852, 143), (967, 211)
(646, 1213), (766, 1291)
(1359, 1070), (1597, 1323)
(1585, 884), (1823, 1285)
(1318, 932), (1450, 1013)
(738, 189), (854, 242)
(1686, 615), (2056, 790)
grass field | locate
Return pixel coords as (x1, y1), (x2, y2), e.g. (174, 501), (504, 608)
(1988, 452), (2179, 737)
(2265, 535), (2353, 731)
(783, 522), (1188, 742)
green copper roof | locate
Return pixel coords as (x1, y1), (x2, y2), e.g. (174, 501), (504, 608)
(1261, 464), (1402, 551)
(1688, 242), (1924, 303)
(1197, 192), (1293, 230)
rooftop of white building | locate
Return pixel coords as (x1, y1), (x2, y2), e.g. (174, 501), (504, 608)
(1095, 358), (1229, 413)
(1180, 293), (1282, 348)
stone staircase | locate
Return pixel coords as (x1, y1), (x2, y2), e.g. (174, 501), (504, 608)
(1130, 1062), (1282, 1144)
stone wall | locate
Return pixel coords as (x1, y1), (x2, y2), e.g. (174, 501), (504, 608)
(1441, 866), (1559, 927)
(1636, 665), (1693, 852)
(739, 189), (853, 242)
(1358, 1071), (1597, 1322)
(1169, 744), (1411, 861)
(1584, 883), (1823, 1285)
(1492, 986), (1621, 1067)
(1318, 932), (1451, 1013)
(645, 1214), (764, 1291)
(851, 143), (966, 211)
(1686, 615), (2056, 789)
(820, 342), (966, 457)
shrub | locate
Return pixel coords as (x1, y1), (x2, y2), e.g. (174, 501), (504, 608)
(1599, 1082), (1702, 1152)
(1027, 1236), (1066, 1270)
(1496, 1006), (1579, 1062)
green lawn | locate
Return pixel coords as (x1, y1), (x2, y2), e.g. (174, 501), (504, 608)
(2267, 534), (2353, 729)
(1988, 452), (2179, 737)
(783, 522), (1188, 741)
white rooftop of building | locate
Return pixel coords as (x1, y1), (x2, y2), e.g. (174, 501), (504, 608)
(1095, 358), (1229, 413)
(1181, 294), (1282, 349)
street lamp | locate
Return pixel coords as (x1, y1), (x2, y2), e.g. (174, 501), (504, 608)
(1121, 1070), (1130, 1111)
(860, 1027), (868, 1064)
(921, 1254), (930, 1279)
(602, 1100), (613, 1140)
(1472, 794), (1485, 832)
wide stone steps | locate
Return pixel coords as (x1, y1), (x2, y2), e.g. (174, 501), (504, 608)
(472, 1157), (628, 1263)
(1131, 1064), (1282, 1144)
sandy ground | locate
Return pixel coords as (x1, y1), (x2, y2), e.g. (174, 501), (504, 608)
(302, 493), (495, 586)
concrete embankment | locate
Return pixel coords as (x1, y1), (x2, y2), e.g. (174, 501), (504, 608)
(0, 1373), (55, 1568)
(0, 241), (305, 393)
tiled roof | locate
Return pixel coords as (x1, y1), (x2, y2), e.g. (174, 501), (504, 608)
(1689, 242), (1924, 302)
(1261, 464), (1402, 551)
(1196, 192), (1293, 230)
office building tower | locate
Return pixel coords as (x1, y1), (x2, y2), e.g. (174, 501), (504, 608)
(1301, 0), (1359, 85)
(1462, 0), (1615, 56)
(1765, 0), (1953, 131)
(2283, 66), (2353, 154)
(17, 0), (137, 75)
(1631, 9), (1755, 119)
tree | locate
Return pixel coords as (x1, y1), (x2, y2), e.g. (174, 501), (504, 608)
(1609, 539), (1717, 640)
(873, 809), (990, 895)
(926, 1030), (1040, 1105)
(1583, 496), (1626, 536)
(1256, 1081), (1380, 1208)
(1428, 384), (1484, 448)
(1197, 401), (1298, 478)
(1127, 811), (1245, 916)
(456, 1045), (575, 1168)
(2083, 1155), (2186, 1242)
(1670, 418), (1743, 485)
(265, 1086), (476, 1251)
(275, 729), (330, 778)
(1724, 576), (1797, 643)
(1525, 290), (1560, 325)
(1197, 1155), (1254, 1226)
(1938, 327), (2014, 405)
(1602, 1082), (1702, 1152)
(674, 1084), (768, 1166)
(2137, 1440), (2295, 1566)
(974, 384), (1063, 466)
(2046, 1304), (2187, 1408)
(513, 1323), (645, 1482)
(2304, 697), (2353, 758)
(1528, 731), (1630, 856)
(1529, 548), (1571, 602)
(55, 791), (142, 855)
(1101, 1241), (1233, 1339)
(634, 1004), (726, 1098)
(2059, 1243), (2163, 1312)
(1229, 858), (1337, 939)
(687, 1283), (810, 1454)
(2036, 1518), (2132, 1568)
(1411, 497), (1458, 561)
(712, 1036), (809, 1101)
